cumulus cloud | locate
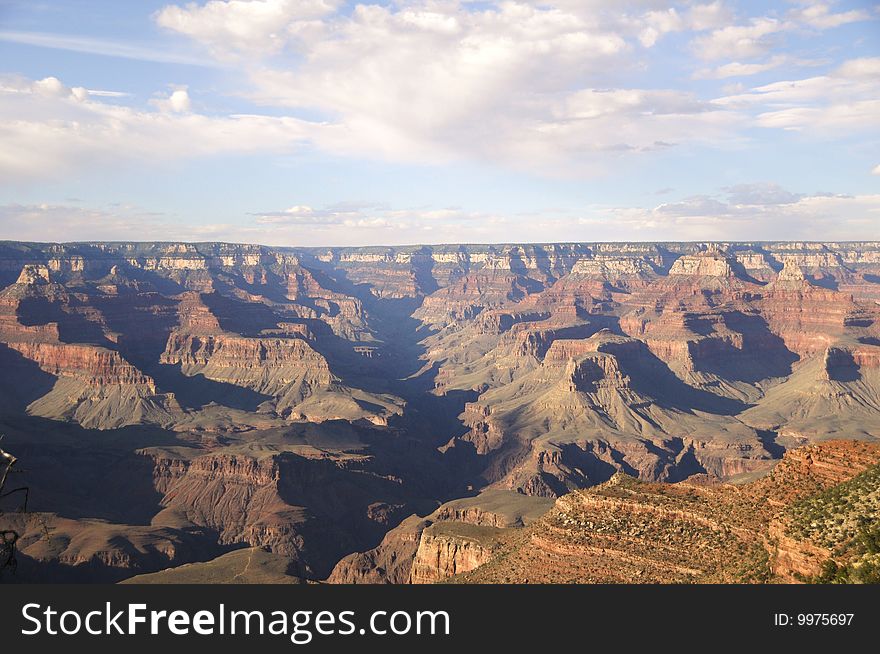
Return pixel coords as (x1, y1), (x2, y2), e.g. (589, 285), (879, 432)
(147, 1), (876, 173)
(151, 88), (192, 113)
(155, 0), (341, 56)
(233, 2), (752, 171)
(691, 17), (786, 61)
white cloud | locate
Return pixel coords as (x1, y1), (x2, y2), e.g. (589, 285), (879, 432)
(638, 8), (684, 47)
(637, 2), (731, 47)
(156, 0), (342, 56)
(715, 57), (880, 133)
(232, 2), (755, 171)
(755, 100), (880, 132)
(148, 1), (872, 174)
(0, 29), (218, 66)
(692, 17), (786, 61)
(253, 202), (500, 230)
(0, 75), (316, 183)
(789, 2), (871, 29)
(4, 181), (878, 245)
(583, 186), (880, 240)
(872, 164), (880, 176)
(691, 2), (872, 62)
(655, 195), (730, 217)
(3, 3), (878, 185)
(837, 57), (880, 79)
(0, 203), (179, 242)
(722, 182), (802, 205)
(151, 88), (192, 113)
(0, 200), (509, 247)
(235, 189), (880, 243)
(686, 1), (733, 31)
(695, 55), (791, 79)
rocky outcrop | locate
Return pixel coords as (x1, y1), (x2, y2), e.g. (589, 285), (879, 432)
(570, 256), (654, 278)
(408, 524), (499, 583)
(153, 453), (309, 558)
(764, 442), (880, 581)
(457, 330), (775, 496)
(327, 516), (431, 584)
(668, 249), (738, 278)
(768, 519), (832, 582)
(0, 276), (180, 428)
(162, 333), (332, 390)
(146, 447), (425, 579)
(16, 264), (51, 285)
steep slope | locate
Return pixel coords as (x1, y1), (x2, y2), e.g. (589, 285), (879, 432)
(773, 462), (880, 583)
(740, 344), (880, 442)
(450, 440), (880, 584)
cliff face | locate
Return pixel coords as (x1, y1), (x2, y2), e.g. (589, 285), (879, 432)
(668, 249), (739, 277)
(327, 515), (431, 584)
(408, 525), (498, 583)
(326, 490), (552, 584)
(767, 520), (832, 581)
(10, 342), (156, 387)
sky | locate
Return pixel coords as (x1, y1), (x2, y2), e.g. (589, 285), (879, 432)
(0, 0), (878, 246)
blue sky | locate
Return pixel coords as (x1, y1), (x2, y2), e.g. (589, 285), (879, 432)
(0, 0), (878, 245)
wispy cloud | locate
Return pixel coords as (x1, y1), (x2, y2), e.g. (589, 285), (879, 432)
(581, 184), (880, 241)
(0, 30), (220, 67)
(252, 202), (501, 230)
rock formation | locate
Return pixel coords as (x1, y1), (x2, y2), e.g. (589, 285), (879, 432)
(1, 240), (879, 583)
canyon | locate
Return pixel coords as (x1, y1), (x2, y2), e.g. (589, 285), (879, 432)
(1, 240), (879, 583)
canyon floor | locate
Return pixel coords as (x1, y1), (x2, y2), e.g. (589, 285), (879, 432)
(1, 240), (879, 583)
